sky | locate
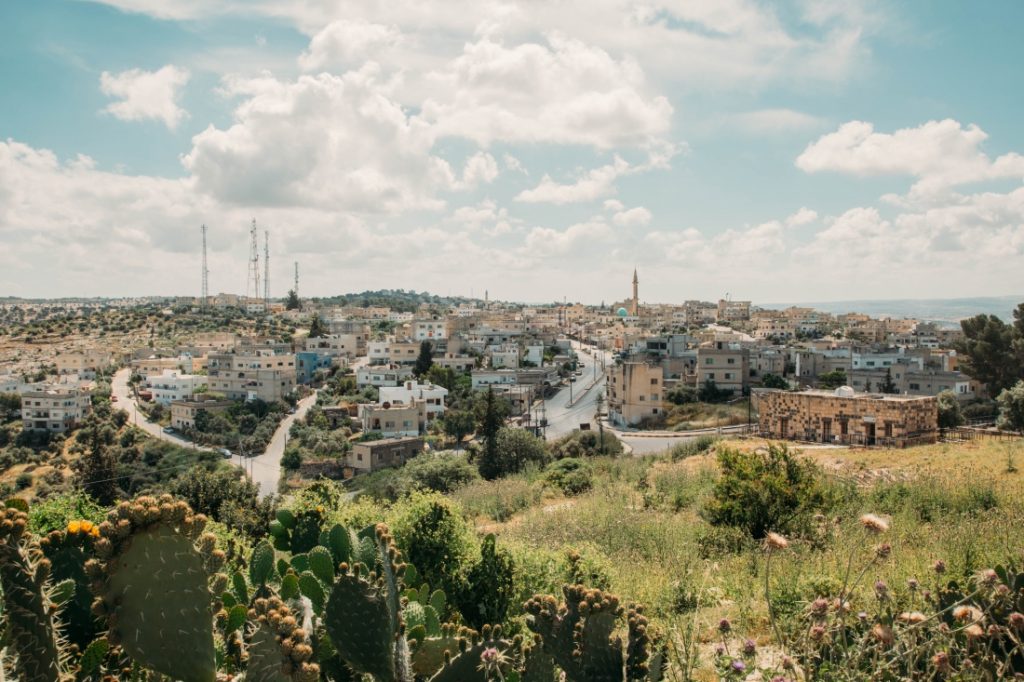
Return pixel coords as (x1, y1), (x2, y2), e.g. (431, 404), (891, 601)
(1, 1), (1023, 304)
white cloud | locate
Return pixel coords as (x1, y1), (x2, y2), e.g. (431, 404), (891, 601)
(515, 158), (628, 205)
(183, 68), (454, 212)
(523, 221), (613, 255)
(299, 20), (402, 71)
(785, 207), (818, 227)
(796, 119), (1024, 198)
(611, 206), (652, 228)
(99, 65), (190, 129)
(503, 154), (527, 174)
(458, 152), (499, 189)
(421, 34), (673, 150)
(731, 108), (825, 134)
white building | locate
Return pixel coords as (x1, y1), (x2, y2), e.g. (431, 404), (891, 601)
(368, 340), (391, 365)
(490, 348), (520, 369)
(379, 381), (448, 420)
(356, 365), (415, 388)
(146, 370), (208, 405)
(524, 344), (545, 365)
(21, 386), (93, 433)
(413, 319), (447, 341)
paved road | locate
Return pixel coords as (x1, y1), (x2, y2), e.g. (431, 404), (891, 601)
(542, 342), (611, 441)
(111, 368), (207, 450)
(243, 391), (318, 499)
(112, 366), (317, 497)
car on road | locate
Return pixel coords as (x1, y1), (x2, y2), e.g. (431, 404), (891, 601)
(219, 448), (233, 459)
(162, 426), (175, 434)
(569, 377), (577, 383)
(110, 395), (117, 402)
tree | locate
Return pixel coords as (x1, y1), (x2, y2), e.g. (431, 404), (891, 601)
(491, 427), (549, 476)
(702, 443), (830, 539)
(443, 409), (475, 449)
(956, 312), (1022, 396)
(308, 313), (328, 339)
(698, 379), (732, 403)
(818, 369), (848, 390)
(880, 367), (898, 394)
(425, 365), (458, 392)
(285, 289), (300, 310)
(997, 380), (1024, 434)
(936, 390), (965, 430)
(415, 340), (434, 377)
(477, 388), (504, 479)
(761, 373), (788, 390)
(454, 534), (515, 630)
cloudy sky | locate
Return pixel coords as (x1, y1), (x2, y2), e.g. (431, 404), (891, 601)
(1, 1), (1023, 304)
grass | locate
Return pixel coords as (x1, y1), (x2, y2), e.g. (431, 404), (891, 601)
(662, 400), (752, 431)
(462, 436), (1024, 677)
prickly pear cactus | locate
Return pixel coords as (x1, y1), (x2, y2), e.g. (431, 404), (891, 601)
(0, 507), (65, 682)
(426, 624), (513, 682)
(87, 495), (223, 682)
(323, 524), (412, 682)
(525, 585), (656, 682)
(246, 596), (320, 681)
(39, 522), (100, 649)
(270, 508), (325, 554)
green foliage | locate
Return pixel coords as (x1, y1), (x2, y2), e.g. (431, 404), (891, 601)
(171, 466), (274, 539)
(477, 388), (505, 479)
(28, 490), (105, 535)
(441, 409), (476, 447)
(666, 385), (699, 405)
(479, 427), (550, 479)
(761, 373), (789, 390)
(698, 379), (733, 403)
(308, 313), (328, 338)
(936, 389), (966, 429)
(356, 451), (480, 502)
(668, 435), (717, 462)
(454, 534), (516, 629)
(956, 305), (1024, 395)
(552, 429), (624, 458)
(818, 368), (848, 390)
(702, 443), (831, 539)
(997, 379), (1024, 433)
(544, 458), (594, 496)
(415, 340), (435, 377)
(285, 288), (301, 310)
(880, 367), (898, 394)
(389, 491), (474, 594)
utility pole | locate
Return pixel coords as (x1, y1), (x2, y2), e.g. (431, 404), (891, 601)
(294, 261), (299, 300)
(264, 230), (270, 311)
(200, 224), (209, 308)
(246, 219), (260, 308)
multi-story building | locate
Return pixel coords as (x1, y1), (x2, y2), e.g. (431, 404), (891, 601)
(471, 368), (559, 390)
(146, 370), (208, 405)
(756, 386), (937, 447)
(304, 333), (367, 359)
(489, 348), (520, 369)
(605, 362), (663, 427)
(21, 386), (92, 433)
(206, 349), (296, 402)
(295, 351), (337, 384)
(379, 381), (448, 420)
(413, 319), (447, 341)
(358, 402), (425, 437)
(696, 343), (750, 394)
(356, 365), (415, 388)
(433, 353), (476, 372)
(54, 349), (114, 378)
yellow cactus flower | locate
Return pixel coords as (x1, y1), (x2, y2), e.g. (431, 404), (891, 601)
(67, 520), (82, 534)
(90, 527), (100, 538)
(80, 520), (94, 533)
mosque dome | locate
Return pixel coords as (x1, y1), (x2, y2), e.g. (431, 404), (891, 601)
(617, 307), (629, 317)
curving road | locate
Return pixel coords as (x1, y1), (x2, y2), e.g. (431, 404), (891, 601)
(112, 367), (316, 498)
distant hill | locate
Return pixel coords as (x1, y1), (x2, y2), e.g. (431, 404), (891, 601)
(767, 295), (1022, 324)
(311, 289), (480, 313)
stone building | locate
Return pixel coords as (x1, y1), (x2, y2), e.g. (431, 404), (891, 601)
(348, 437), (425, 474)
(756, 386), (937, 447)
(21, 386), (92, 433)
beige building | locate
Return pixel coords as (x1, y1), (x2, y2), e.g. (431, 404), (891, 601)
(756, 386), (937, 447)
(358, 402), (426, 437)
(606, 362), (663, 427)
(170, 397), (234, 430)
(21, 386), (93, 433)
(55, 349), (114, 378)
(348, 437), (425, 474)
(696, 344), (749, 394)
(206, 350), (296, 402)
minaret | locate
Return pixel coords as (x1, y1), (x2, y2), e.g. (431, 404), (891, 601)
(631, 268), (639, 316)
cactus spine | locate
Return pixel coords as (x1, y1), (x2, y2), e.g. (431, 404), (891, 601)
(0, 507), (65, 682)
(88, 495), (222, 682)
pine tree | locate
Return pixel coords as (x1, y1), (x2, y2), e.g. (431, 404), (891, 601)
(415, 341), (434, 377)
(881, 367), (898, 394)
(477, 387), (503, 479)
(285, 289), (300, 310)
(308, 313), (327, 338)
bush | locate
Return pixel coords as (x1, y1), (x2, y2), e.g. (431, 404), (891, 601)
(453, 534), (516, 629)
(358, 452), (480, 503)
(669, 435), (717, 461)
(281, 448), (303, 470)
(702, 443), (831, 539)
(454, 477), (543, 522)
(15, 473), (32, 490)
(488, 427), (549, 478)
(551, 429), (624, 458)
(694, 523), (753, 559)
(389, 491), (475, 592)
(27, 491), (105, 534)
(544, 458), (593, 496)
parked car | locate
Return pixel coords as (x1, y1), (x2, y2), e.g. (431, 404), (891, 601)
(162, 426), (175, 434)
(218, 448), (232, 459)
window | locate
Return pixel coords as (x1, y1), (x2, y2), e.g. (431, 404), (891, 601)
(724, 373), (733, 380)
(727, 358), (735, 364)
(650, 394), (659, 401)
(707, 372), (715, 379)
(705, 358), (713, 365)
(638, 395), (645, 402)
(650, 378), (658, 385)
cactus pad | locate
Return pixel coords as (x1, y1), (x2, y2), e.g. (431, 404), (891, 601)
(246, 596), (320, 682)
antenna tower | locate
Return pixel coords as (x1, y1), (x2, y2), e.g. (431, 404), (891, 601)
(263, 229), (270, 310)
(200, 224), (209, 307)
(246, 219), (260, 306)
(294, 261), (299, 299)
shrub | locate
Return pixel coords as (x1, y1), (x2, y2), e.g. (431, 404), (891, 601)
(694, 523), (753, 559)
(15, 472), (32, 490)
(453, 534), (516, 629)
(702, 443), (830, 539)
(389, 491), (475, 592)
(669, 435), (717, 461)
(280, 448), (303, 470)
(551, 429), (624, 458)
(544, 458), (593, 496)
(454, 476), (543, 522)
